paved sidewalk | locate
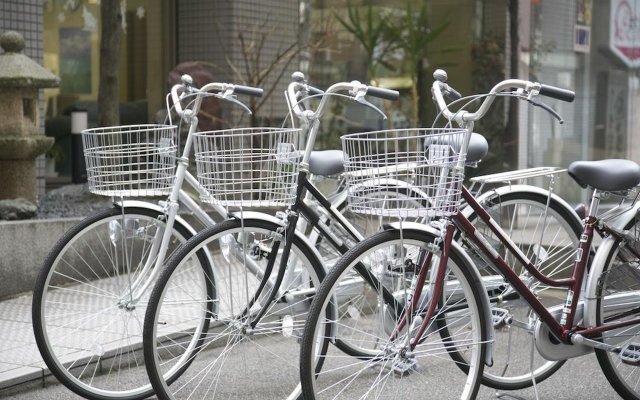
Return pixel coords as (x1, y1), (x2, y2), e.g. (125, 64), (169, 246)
(0, 292), (47, 390)
(0, 289), (627, 399)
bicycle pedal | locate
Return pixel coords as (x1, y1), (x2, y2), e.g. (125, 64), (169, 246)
(619, 343), (640, 365)
(491, 307), (512, 328)
(392, 357), (417, 376)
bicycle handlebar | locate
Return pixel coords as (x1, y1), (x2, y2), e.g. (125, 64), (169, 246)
(539, 84), (575, 102)
(286, 71), (399, 122)
(170, 74), (262, 119)
(432, 68), (575, 125)
(366, 86), (400, 101)
(233, 84), (264, 97)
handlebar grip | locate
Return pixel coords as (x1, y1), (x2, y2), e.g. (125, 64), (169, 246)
(539, 84), (575, 103)
(234, 85), (264, 97)
(367, 86), (399, 101)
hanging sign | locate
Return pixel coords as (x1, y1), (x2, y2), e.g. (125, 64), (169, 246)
(610, 0), (640, 67)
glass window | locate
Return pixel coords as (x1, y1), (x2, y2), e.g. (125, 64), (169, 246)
(42, 0), (169, 179)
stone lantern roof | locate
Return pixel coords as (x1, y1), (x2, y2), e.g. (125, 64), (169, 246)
(0, 30), (59, 88)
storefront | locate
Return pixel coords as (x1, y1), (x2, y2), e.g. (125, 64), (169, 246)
(524, 0), (640, 202)
(42, 0), (174, 178)
(3, 0), (639, 204)
(309, 0), (640, 204)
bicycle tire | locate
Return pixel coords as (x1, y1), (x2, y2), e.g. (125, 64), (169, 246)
(460, 190), (583, 390)
(300, 228), (487, 400)
(32, 206), (210, 400)
(143, 217), (326, 400)
(595, 214), (640, 400)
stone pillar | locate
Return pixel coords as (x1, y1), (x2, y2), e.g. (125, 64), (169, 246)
(0, 30), (59, 203)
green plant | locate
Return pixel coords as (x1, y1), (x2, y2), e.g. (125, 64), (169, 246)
(335, 1), (453, 127)
(46, 142), (65, 162)
(334, 1), (393, 83)
(383, 1), (451, 127)
(468, 34), (506, 178)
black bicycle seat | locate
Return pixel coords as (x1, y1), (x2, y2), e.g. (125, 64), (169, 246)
(568, 159), (640, 192)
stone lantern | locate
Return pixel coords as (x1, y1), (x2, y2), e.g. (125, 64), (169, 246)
(0, 30), (60, 203)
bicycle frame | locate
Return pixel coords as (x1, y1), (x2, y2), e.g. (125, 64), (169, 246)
(450, 186), (640, 346)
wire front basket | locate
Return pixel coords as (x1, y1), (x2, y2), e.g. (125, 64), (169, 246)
(194, 127), (306, 208)
(341, 128), (469, 219)
(83, 124), (178, 197)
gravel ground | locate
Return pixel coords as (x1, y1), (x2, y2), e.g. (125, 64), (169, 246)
(36, 184), (118, 219)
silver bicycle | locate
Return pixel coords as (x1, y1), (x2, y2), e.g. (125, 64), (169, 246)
(31, 76), (305, 400)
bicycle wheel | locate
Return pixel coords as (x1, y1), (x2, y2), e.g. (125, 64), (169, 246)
(300, 228), (487, 400)
(462, 190), (583, 389)
(32, 206), (209, 400)
(595, 215), (640, 400)
(143, 217), (325, 400)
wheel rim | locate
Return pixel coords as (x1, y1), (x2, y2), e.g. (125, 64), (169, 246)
(304, 234), (484, 399)
(596, 217), (640, 399)
(146, 223), (322, 400)
(36, 211), (189, 398)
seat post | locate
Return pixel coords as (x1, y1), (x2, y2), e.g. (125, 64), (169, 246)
(587, 189), (602, 219)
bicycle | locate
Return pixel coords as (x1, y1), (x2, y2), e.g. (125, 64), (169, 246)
(31, 72), (434, 400)
(140, 72), (584, 400)
(297, 71), (630, 399)
(138, 74), (410, 400)
(30, 77), (286, 400)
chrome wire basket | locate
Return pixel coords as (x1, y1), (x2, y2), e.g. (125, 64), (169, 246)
(341, 128), (469, 219)
(82, 124), (178, 197)
(194, 127), (306, 208)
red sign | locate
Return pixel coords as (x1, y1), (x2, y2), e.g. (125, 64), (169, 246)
(611, 0), (640, 67)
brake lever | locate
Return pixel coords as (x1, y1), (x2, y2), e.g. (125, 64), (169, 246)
(354, 93), (387, 120)
(527, 96), (563, 124)
(221, 88), (253, 115)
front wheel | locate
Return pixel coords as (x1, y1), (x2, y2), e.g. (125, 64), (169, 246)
(300, 228), (487, 400)
(32, 206), (205, 400)
(143, 217), (325, 400)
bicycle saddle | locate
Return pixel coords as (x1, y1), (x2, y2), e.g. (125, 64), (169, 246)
(309, 150), (344, 176)
(568, 159), (640, 192)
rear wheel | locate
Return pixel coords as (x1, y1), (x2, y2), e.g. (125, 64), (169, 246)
(595, 215), (640, 400)
(462, 191), (583, 389)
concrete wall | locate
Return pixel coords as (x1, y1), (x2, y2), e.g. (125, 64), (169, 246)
(0, 218), (81, 299)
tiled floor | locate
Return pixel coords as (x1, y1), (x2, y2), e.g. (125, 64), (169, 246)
(0, 293), (48, 389)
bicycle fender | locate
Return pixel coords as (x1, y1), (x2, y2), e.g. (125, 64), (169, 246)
(228, 210), (325, 271)
(583, 202), (640, 327)
(113, 200), (199, 236)
(462, 184), (581, 223)
(350, 178), (431, 201)
(113, 200), (219, 284)
(384, 221), (495, 367)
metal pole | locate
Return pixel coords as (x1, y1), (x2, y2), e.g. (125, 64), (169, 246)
(71, 109), (88, 183)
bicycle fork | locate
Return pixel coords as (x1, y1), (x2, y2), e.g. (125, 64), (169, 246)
(380, 223), (457, 376)
(245, 210), (301, 330)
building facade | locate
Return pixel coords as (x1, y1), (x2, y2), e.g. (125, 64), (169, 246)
(1, 0), (638, 204)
